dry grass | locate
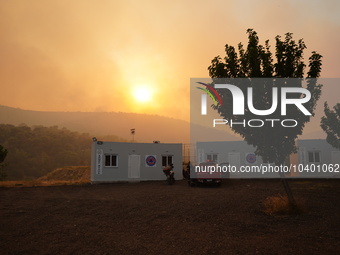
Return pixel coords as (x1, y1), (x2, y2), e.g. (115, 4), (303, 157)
(263, 195), (306, 215)
(0, 180), (42, 187)
(0, 179), (90, 187)
(0, 166), (90, 187)
(38, 166), (90, 182)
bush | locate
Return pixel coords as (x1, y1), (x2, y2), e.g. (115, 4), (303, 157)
(263, 195), (306, 215)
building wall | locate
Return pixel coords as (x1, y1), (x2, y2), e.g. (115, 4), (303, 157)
(195, 139), (340, 178)
(195, 141), (280, 178)
(297, 139), (340, 177)
(91, 141), (182, 182)
(196, 141), (261, 165)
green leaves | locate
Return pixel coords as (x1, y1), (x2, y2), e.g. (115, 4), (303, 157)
(274, 33), (306, 78)
(207, 29), (323, 164)
(0, 145), (7, 163)
(0, 124), (92, 180)
(208, 29), (322, 79)
(307, 51), (323, 78)
(321, 102), (340, 149)
(0, 145), (8, 181)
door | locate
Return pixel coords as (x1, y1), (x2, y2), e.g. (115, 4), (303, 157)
(228, 152), (240, 176)
(128, 154), (140, 179)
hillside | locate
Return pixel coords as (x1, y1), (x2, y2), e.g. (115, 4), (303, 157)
(0, 124), (92, 180)
(0, 106), (240, 180)
(0, 105), (239, 143)
(0, 105), (189, 143)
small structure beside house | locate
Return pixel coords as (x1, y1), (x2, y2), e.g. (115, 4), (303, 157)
(91, 140), (182, 183)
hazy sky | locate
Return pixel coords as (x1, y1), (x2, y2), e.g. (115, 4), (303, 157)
(1, 0), (339, 121)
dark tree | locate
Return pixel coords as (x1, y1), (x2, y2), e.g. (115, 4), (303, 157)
(0, 145), (8, 180)
(0, 124), (93, 180)
(207, 29), (323, 208)
(0, 145), (7, 163)
(321, 103), (340, 149)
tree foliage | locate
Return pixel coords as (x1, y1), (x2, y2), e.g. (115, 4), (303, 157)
(207, 29), (323, 164)
(321, 103), (340, 149)
(0, 124), (128, 180)
(0, 124), (93, 180)
(0, 145), (7, 163)
(0, 144), (8, 180)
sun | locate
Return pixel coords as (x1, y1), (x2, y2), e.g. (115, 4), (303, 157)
(133, 86), (153, 103)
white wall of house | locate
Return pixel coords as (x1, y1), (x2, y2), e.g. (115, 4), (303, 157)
(195, 140), (340, 178)
(196, 141), (260, 165)
(195, 141), (279, 178)
(297, 139), (340, 178)
(91, 141), (182, 183)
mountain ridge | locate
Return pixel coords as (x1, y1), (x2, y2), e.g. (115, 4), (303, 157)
(0, 105), (240, 143)
(0, 105), (192, 143)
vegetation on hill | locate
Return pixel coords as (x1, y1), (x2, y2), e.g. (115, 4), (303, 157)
(0, 105), (191, 143)
(0, 144), (8, 180)
(0, 124), (125, 180)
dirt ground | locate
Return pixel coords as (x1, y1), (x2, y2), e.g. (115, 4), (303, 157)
(1, 179), (340, 255)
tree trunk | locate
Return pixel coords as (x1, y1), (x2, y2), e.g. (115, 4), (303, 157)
(278, 171), (297, 210)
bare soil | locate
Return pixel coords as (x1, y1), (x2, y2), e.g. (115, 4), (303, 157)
(1, 179), (340, 255)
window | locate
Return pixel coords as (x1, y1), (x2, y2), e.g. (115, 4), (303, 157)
(162, 155), (173, 167)
(308, 151), (320, 163)
(262, 158), (274, 164)
(105, 154), (118, 167)
(206, 153), (218, 163)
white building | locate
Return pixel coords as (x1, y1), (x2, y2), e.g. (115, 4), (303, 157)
(194, 139), (340, 178)
(91, 141), (182, 183)
(297, 139), (340, 177)
(195, 140), (277, 178)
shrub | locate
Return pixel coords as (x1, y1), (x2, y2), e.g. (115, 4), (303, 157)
(263, 195), (306, 215)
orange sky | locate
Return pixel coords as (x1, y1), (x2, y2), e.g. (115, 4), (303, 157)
(1, 0), (339, 121)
